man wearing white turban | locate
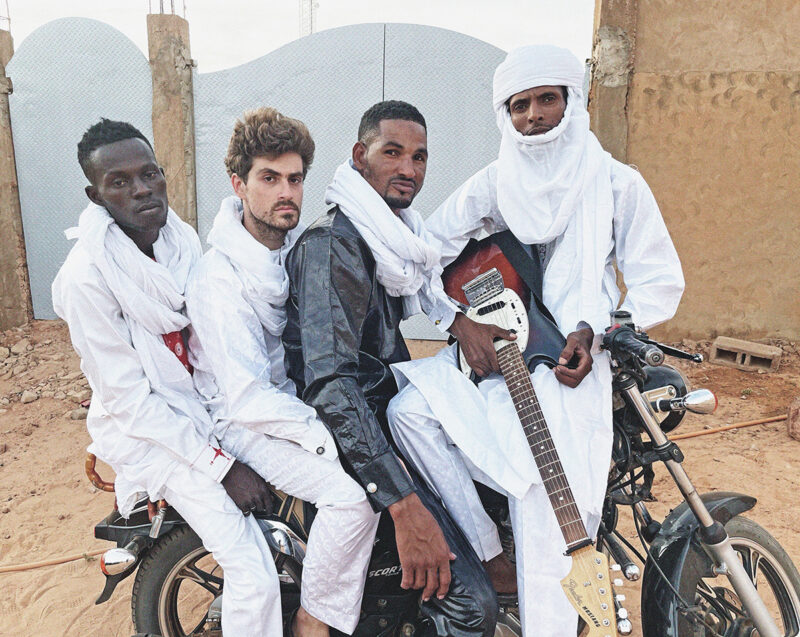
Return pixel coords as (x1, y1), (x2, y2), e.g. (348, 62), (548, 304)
(387, 45), (685, 635)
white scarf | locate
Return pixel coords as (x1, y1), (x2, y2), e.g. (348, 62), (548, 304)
(206, 196), (304, 336)
(325, 159), (443, 317)
(73, 202), (214, 430)
(492, 45), (615, 331)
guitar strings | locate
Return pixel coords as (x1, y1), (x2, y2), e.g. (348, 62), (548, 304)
(496, 343), (589, 546)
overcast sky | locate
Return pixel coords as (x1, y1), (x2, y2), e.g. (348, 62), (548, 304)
(4, 0), (596, 72)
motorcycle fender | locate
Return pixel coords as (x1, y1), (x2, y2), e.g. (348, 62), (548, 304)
(640, 491), (756, 637)
(95, 570), (134, 605)
(93, 507), (187, 604)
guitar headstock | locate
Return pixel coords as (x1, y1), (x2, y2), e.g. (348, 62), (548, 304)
(560, 545), (619, 636)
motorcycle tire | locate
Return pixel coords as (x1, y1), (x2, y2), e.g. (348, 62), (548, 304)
(131, 525), (304, 637)
(676, 515), (800, 636)
(131, 525), (216, 636)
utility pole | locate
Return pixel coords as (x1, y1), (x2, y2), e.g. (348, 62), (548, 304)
(299, 0), (318, 37)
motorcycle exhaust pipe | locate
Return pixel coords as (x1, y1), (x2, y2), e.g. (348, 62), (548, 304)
(651, 389), (717, 415)
(100, 535), (149, 576)
(257, 518), (307, 563)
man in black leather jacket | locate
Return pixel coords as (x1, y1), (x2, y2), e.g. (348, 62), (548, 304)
(283, 101), (500, 636)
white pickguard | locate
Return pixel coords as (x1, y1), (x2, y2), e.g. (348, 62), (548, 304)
(458, 288), (530, 378)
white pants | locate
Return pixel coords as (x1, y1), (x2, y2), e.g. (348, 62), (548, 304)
(164, 423), (379, 636)
(388, 386), (603, 637)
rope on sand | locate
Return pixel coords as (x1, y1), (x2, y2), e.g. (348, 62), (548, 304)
(669, 414), (788, 441)
(0, 548), (106, 574)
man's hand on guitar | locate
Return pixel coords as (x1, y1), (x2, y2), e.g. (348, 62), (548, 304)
(450, 312), (516, 378)
(555, 326), (594, 388)
(388, 492), (456, 601)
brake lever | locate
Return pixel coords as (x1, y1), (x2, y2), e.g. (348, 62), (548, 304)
(639, 338), (703, 363)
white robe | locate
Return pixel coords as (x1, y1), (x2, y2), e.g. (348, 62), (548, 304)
(52, 217), (282, 635)
(187, 247), (336, 459)
(185, 222), (380, 634)
(389, 158), (684, 635)
(52, 220), (233, 516)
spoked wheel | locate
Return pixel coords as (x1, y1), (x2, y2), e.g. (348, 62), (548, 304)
(132, 525), (302, 636)
(132, 526), (223, 636)
(680, 516), (800, 636)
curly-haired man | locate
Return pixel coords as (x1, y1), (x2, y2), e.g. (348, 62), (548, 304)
(185, 107), (379, 636)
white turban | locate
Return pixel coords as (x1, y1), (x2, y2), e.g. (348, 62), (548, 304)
(492, 44), (585, 116)
(489, 44), (616, 334)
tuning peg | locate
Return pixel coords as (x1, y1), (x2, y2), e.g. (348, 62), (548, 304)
(615, 594), (626, 602)
(618, 618), (633, 635)
(610, 563), (621, 571)
(617, 608), (629, 620)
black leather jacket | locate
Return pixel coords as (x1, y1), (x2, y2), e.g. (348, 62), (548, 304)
(283, 207), (416, 512)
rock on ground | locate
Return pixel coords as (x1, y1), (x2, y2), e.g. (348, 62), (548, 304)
(20, 390), (38, 404)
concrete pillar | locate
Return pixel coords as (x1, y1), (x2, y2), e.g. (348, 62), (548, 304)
(588, 0), (638, 162)
(146, 14), (197, 228)
(0, 29), (33, 330)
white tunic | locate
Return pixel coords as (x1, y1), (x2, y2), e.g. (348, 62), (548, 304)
(186, 247), (336, 459)
(52, 238), (233, 517)
(389, 154), (684, 636)
(427, 159), (685, 334)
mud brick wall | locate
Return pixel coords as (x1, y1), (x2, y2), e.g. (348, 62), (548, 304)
(591, 0), (800, 340)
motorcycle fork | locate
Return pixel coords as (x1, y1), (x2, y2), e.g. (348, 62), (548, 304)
(616, 371), (782, 637)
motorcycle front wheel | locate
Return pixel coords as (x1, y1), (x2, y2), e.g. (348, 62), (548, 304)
(678, 516), (800, 637)
(131, 525), (301, 637)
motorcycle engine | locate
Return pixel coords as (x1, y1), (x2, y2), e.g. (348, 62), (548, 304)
(613, 363), (689, 433)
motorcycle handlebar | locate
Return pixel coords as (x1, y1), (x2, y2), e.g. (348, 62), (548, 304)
(602, 325), (665, 366)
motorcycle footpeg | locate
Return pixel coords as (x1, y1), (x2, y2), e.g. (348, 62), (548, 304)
(496, 593), (519, 608)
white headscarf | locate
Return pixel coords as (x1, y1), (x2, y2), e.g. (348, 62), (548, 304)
(491, 45), (615, 331)
(206, 196), (304, 336)
(71, 202), (215, 431)
(325, 159), (444, 317)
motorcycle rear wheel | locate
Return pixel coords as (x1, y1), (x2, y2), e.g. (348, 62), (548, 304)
(678, 516), (800, 637)
(131, 525), (301, 636)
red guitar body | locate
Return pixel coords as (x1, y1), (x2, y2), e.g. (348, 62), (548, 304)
(442, 239), (530, 311)
(442, 233), (567, 373)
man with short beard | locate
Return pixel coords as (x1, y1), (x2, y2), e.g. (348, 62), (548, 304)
(387, 45), (685, 635)
(283, 101), (501, 637)
(52, 118), (277, 635)
(185, 107), (379, 637)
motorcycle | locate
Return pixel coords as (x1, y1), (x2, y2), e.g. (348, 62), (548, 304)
(88, 315), (800, 636)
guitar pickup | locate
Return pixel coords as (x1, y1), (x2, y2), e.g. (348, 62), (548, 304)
(477, 301), (506, 316)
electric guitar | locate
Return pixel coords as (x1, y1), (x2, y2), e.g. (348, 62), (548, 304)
(442, 244), (619, 635)
(442, 232), (567, 379)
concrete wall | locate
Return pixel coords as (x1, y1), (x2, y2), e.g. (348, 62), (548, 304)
(6, 18), (153, 320)
(591, 0), (800, 340)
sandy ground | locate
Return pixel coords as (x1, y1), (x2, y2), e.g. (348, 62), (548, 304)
(1, 321), (798, 637)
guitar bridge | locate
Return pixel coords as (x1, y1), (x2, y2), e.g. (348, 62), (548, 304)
(462, 268), (505, 307)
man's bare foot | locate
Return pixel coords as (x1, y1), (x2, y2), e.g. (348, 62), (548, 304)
(292, 606), (330, 637)
(484, 553), (517, 594)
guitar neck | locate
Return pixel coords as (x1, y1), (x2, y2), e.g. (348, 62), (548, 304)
(496, 342), (590, 550)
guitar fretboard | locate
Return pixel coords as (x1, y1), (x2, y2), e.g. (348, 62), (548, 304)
(496, 342), (590, 549)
